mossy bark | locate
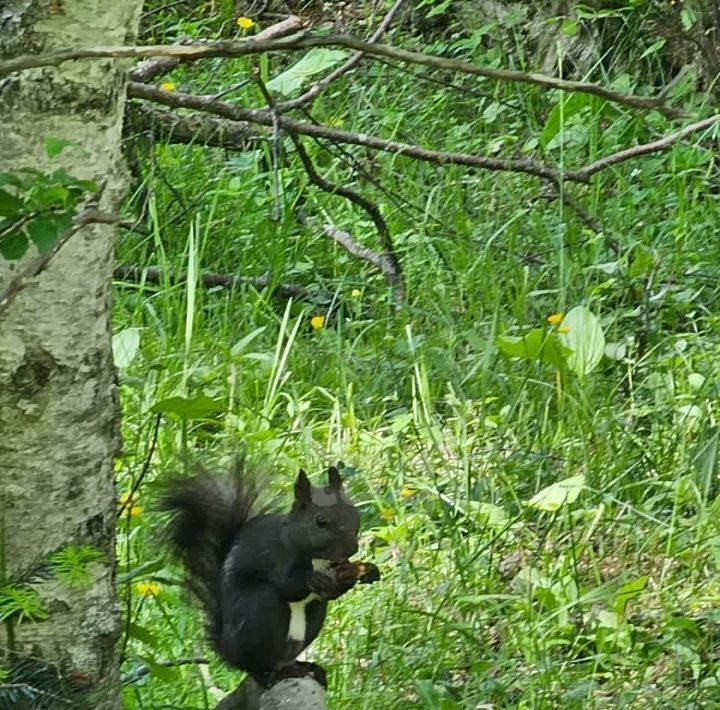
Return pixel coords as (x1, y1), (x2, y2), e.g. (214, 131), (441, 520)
(0, 1), (142, 707)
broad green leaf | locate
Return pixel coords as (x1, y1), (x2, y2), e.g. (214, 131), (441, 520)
(0, 231), (29, 260)
(112, 327), (142, 369)
(614, 575), (647, 615)
(26, 215), (61, 253)
(266, 48), (347, 96)
(540, 93), (593, 149)
(152, 394), (223, 420)
(527, 475), (585, 512)
(128, 622), (160, 649)
(45, 136), (74, 158)
(137, 656), (180, 683)
(640, 38), (667, 59)
(474, 502), (508, 526)
(688, 373), (705, 390)
(0, 172), (26, 189)
(33, 185), (69, 209)
(0, 188), (23, 217)
(558, 306), (605, 377)
(496, 328), (569, 368)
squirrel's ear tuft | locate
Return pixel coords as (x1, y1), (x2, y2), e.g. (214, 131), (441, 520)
(293, 469), (312, 509)
(327, 465), (343, 491)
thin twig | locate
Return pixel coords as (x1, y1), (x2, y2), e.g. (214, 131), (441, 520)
(1, 34), (689, 118)
(128, 82), (577, 182)
(291, 135), (404, 302)
(575, 115), (720, 179)
(123, 656), (209, 684)
(113, 264), (330, 301)
(0, 204), (112, 317)
(275, 0), (407, 113)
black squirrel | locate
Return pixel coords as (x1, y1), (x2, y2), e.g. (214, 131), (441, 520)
(161, 460), (380, 687)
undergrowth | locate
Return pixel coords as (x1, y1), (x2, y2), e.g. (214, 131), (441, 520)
(115, 2), (720, 708)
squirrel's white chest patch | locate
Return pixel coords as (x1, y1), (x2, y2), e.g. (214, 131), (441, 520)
(286, 559), (331, 643)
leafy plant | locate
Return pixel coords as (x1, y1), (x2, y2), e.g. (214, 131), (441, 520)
(49, 546), (102, 588)
(0, 138), (97, 261)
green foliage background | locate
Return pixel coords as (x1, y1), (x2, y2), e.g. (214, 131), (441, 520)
(111, 2), (720, 708)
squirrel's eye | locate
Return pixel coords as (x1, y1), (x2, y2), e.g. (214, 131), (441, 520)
(316, 514), (327, 528)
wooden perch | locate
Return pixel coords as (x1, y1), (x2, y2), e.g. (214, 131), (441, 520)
(216, 677), (326, 710)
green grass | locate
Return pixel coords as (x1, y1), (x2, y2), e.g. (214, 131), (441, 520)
(116, 3), (720, 708)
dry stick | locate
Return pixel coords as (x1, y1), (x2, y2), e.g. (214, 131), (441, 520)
(128, 15), (308, 83)
(1, 35), (688, 118)
(113, 264), (330, 301)
(290, 135), (405, 302)
(128, 82), (575, 182)
(575, 114), (720, 180)
(275, 0), (407, 113)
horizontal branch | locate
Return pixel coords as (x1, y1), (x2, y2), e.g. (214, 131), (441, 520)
(128, 103), (265, 150)
(1, 34), (688, 118)
(113, 264), (329, 301)
(575, 114), (720, 179)
(128, 82), (577, 182)
(128, 15), (307, 83)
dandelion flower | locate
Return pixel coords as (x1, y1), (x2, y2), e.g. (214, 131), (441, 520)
(310, 315), (325, 330)
(160, 82), (176, 92)
(557, 326), (570, 334)
(380, 508), (394, 521)
(547, 313), (564, 326)
(135, 581), (161, 597)
(236, 16), (255, 29)
(119, 492), (142, 517)
(351, 288), (361, 298)
(400, 486), (416, 498)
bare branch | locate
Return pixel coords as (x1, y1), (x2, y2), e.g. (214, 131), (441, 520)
(322, 224), (400, 295)
(128, 103), (265, 150)
(128, 82), (576, 182)
(576, 114), (720, 180)
(291, 135), (404, 302)
(113, 264), (330, 301)
(1, 34), (688, 118)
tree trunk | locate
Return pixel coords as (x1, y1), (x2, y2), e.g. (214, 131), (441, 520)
(0, 1), (142, 708)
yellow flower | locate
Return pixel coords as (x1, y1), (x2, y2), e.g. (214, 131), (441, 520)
(557, 326), (570, 334)
(547, 313), (564, 326)
(119, 492), (142, 517)
(135, 581), (161, 597)
(160, 82), (176, 92)
(400, 486), (416, 498)
(380, 508), (395, 521)
(310, 315), (325, 330)
(351, 288), (361, 298)
(236, 16), (255, 29)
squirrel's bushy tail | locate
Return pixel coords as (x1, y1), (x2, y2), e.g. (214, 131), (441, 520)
(161, 459), (260, 625)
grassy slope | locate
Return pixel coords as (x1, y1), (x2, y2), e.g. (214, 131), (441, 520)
(116, 6), (720, 709)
